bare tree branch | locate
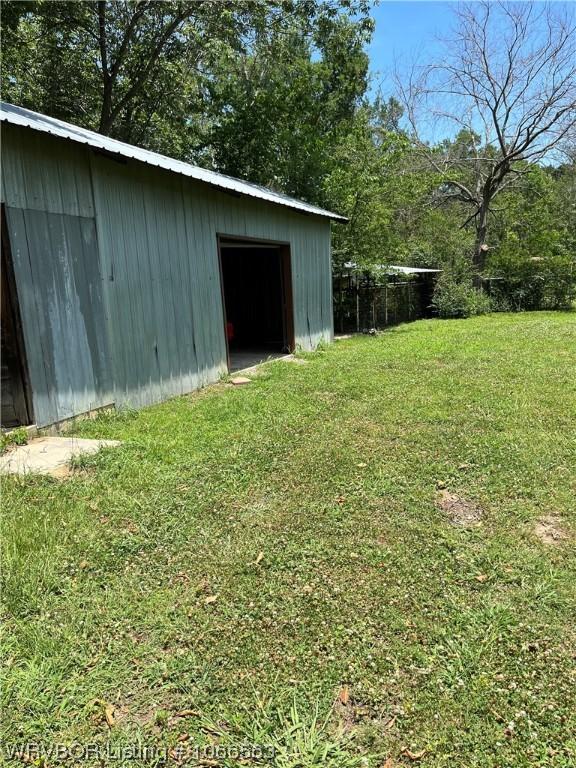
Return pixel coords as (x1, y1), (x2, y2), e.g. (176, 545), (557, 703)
(397, 1), (576, 275)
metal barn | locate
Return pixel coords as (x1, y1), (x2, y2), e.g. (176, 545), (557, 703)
(0, 103), (345, 429)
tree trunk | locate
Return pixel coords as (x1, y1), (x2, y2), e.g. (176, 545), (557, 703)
(472, 201), (489, 284)
(97, 1), (113, 135)
(98, 86), (113, 134)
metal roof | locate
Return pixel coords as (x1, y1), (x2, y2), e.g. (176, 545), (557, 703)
(387, 265), (441, 274)
(0, 102), (347, 222)
(344, 262), (441, 274)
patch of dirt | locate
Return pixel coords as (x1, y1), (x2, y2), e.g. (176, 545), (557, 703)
(112, 695), (188, 731)
(437, 490), (483, 526)
(315, 390), (337, 399)
(332, 687), (395, 736)
(333, 700), (356, 733)
(534, 515), (568, 545)
(50, 464), (73, 480)
(121, 518), (140, 534)
(67, 465), (97, 479)
(333, 695), (366, 734)
(113, 703), (157, 730)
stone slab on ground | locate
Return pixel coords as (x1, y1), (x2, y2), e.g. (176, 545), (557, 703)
(0, 437), (121, 477)
(230, 376), (252, 386)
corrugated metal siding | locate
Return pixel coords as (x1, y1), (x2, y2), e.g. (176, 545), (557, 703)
(207, 191), (333, 350)
(2, 126), (112, 426)
(90, 156), (228, 409)
(2, 127), (333, 425)
(1, 125), (95, 216)
(91, 156), (332, 410)
(4, 207), (112, 425)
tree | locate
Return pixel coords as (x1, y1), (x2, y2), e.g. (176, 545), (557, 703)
(204, 11), (372, 200)
(322, 102), (470, 270)
(398, 1), (576, 275)
(323, 102), (417, 267)
(1, 0), (373, 194)
(1, 2), (257, 142)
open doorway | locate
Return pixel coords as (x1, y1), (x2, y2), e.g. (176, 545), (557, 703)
(218, 236), (294, 372)
(1, 207), (32, 428)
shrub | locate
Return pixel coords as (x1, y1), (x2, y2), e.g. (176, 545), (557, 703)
(432, 275), (492, 318)
(487, 248), (576, 312)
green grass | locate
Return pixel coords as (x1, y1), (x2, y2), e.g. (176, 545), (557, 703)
(2, 313), (575, 767)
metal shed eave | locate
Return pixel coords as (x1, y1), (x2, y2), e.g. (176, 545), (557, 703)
(0, 102), (348, 223)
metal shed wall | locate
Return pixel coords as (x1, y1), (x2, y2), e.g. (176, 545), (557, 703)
(1, 125), (333, 426)
(1, 127), (112, 426)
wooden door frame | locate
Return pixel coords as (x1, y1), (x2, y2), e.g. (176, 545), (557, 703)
(216, 234), (296, 371)
(1, 205), (33, 426)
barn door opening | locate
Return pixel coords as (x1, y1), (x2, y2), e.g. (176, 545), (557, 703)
(1, 208), (32, 428)
(218, 237), (294, 372)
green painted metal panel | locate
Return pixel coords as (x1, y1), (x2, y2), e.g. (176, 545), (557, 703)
(1, 124), (95, 217)
(3, 206), (57, 423)
(90, 157), (227, 409)
(4, 207), (112, 426)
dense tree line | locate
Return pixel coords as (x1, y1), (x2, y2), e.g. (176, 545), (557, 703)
(2, 0), (575, 314)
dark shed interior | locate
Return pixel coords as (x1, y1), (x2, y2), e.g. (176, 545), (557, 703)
(1, 208), (32, 428)
(219, 240), (293, 371)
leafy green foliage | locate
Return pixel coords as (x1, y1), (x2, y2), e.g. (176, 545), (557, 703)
(324, 104), (411, 267)
(1, 0), (372, 198)
(432, 275), (492, 319)
(1, 2), (573, 307)
(487, 253), (576, 312)
(487, 165), (576, 311)
(202, 11), (371, 200)
(0, 426), (29, 454)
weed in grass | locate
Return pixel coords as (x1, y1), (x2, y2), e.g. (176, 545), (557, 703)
(200, 698), (369, 768)
(0, 426), (29, 454)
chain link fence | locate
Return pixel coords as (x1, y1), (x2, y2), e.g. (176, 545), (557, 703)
(333, 269), (437, 334)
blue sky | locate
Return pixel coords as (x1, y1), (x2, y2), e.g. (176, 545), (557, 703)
(367, 1), (455, 98)
(365, 0), (575, 149)
(366, 1), (575, 98)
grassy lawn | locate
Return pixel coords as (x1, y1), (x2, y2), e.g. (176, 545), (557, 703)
(2, 312), (575, 767)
